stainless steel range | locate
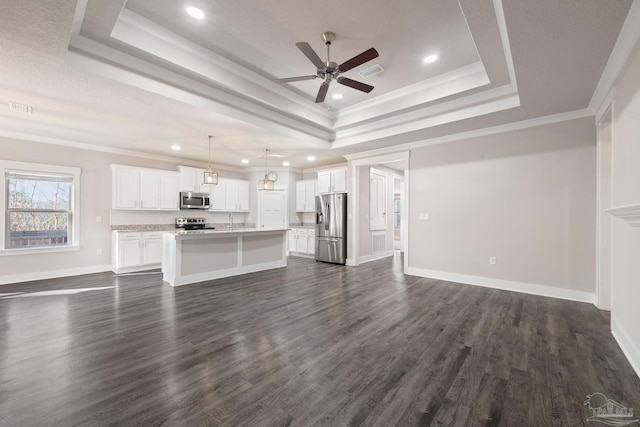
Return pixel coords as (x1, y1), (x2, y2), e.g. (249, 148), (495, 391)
(175, 217), (216, 230)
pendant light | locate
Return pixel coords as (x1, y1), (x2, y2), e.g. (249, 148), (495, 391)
(258, 148), (274, 191)
(202, 134), (218, 185)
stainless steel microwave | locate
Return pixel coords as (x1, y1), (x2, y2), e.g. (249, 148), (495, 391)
(180, 191), (210, 209)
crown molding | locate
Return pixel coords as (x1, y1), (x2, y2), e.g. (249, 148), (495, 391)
(0, 129), (246, 173)
(67, 35), (334, 145)
(342, 108), (593, 160)
(332, 84), (520, 149)
(333, 62), (489, 128)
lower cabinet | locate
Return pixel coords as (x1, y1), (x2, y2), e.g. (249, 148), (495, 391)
(288, 227), (315, 257)
(112, 231), (163, 273)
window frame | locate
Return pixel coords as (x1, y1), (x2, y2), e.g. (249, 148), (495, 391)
(1, 160), (81, 256)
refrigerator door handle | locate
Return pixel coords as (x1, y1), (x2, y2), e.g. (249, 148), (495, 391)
(325, 202), (330, 231)
(316, 212), (323, 225)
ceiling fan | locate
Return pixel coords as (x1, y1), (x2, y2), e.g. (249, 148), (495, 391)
(276, 31), (379, 103)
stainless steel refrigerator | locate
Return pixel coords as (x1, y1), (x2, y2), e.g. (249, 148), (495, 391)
(315, 193), (347, 265)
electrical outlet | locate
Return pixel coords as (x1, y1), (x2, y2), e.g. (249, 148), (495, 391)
(96, 249), (102, 256)
(96, 216), (102, 223)
(419, 213), (429, 220)
(489, 257), (497, 265)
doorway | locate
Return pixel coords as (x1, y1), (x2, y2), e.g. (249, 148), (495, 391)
(348, 151), (409, 268)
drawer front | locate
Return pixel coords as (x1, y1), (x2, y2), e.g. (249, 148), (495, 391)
(143, 232), (163, 239)
(118, 232), (142, 240)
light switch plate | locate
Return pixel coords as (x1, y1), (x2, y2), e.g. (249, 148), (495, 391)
(419, 213), (429, 220)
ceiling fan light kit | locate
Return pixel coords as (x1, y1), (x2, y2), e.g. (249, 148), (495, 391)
(276, 31), (379, 103)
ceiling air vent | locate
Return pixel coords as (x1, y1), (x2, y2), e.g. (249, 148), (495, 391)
(357, 64), (384, 79)
(9, 102), (33, 114)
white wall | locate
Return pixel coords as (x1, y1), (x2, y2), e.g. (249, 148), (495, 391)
(407, 117), (597, 301)
(609, 40), (640, 376)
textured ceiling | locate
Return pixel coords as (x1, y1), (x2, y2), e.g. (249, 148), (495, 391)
(0, 0), (633, 170)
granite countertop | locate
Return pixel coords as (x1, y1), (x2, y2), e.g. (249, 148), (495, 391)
(165, 227), (289, 237)
(112, 223), (254, 232)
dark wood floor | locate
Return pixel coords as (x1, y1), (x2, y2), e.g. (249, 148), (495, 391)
(0, 255), (638, 426)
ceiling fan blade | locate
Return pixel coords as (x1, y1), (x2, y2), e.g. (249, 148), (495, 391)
(337, 77), (374, 93)
(276, 75), (318, 83)
(315, 81), (330, 103)
(338, 48), (379, 72)
(296, 42), (325, 69)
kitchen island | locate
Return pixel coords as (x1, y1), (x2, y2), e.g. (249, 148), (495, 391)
(162, 228), (288, 286)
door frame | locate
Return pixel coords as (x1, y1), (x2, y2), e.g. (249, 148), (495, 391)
(347, 151), (409, 268)
(596, 101), (614, 311)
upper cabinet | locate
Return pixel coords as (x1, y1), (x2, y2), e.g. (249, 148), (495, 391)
(178, 166), (210, 194)
(111, 165), (179, 211)
(317, 168), (347, 194)
(209, 178), (250, 212)
(296, 180), (317, 212)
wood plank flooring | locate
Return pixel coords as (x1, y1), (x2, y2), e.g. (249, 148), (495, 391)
(0, 255), (639, 426)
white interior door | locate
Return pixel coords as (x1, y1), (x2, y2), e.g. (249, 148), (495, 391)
(370, 169), (387, 230)
(259, 190), (286, 229)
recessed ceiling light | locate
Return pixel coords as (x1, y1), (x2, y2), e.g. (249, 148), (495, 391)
(332, 94), (343, 100)
(186, 6), (205, 20)
(241, 159), (249, 164)
(171, 145), (181, 151)
(423, 55), (438, 64)
(307, 156), (315, 162)
(282, 161), (290, 167)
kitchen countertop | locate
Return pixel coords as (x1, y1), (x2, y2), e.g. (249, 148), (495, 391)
(164, 227), (289, 237)
(112, 223), (254, 232)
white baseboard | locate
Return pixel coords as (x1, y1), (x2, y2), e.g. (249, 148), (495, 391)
(611, 316), (640, 380)
(358, 250), (395, 265)
(404, 267), (597, 304)
(0, 264), (112, 286)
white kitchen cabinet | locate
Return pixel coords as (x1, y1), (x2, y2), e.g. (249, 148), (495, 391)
(112, 165), (180, 211)
(210, 178), (250, 212)
(317, 168), (347, 194)
(209, 178), (226, 210)
(112, 231), (163, 273)
(142, 232), (163, 265)
(295, 180), (317, 212)
(159, 172), (180, 210)
(237, 180), (250, 211)
(288, 227), (315, 257)
(225, 179), (239, 211)
(139, 170), (160, 209)
(287, 230), (298, 253)
(113, 167), (139, 209)
(178, 166), (210, 193)
(119, 235), (142, 268)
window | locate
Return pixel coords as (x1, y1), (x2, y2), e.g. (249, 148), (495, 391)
(1, 161), (80, 254)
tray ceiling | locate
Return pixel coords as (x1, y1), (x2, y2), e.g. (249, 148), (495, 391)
(0, 0), (633, 168)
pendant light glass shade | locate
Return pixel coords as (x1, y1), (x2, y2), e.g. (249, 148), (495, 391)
(202, 135), (218, 185)
(258, 148), (274, 191)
